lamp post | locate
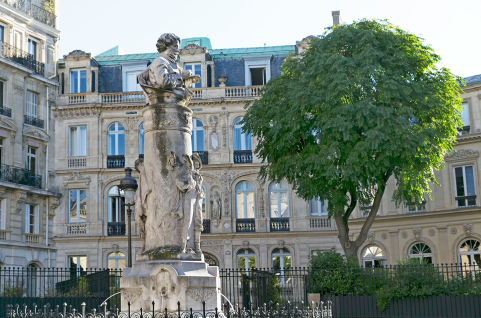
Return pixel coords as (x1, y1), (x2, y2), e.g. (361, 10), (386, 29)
(118, 167), (138, 268)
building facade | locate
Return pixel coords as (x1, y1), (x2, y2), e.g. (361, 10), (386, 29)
(52, 32), (481, 272)
(0, 0), (61, 269)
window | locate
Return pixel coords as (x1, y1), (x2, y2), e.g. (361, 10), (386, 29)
(204, 253), (219, 266)
(26, 91), (38, 118)
(69, 126), (87, 156)
(184, 64), (202, 88)
(310, 198), (328, 216)
(25, 204), (38, 234)
(0, 81), (4, 108)
(26, 147), (36, 173)
(69, 190), (87, 223)
(250, 67), (266, 85)
(14, 31), (22, 50)
(454, 166), (476, 208)
(126, 71), (141, 92)
(0, 199), (5, 230)
(361, 246), (385, 267)
(139, 123), (144, 155)
(108, 186), (125, 223)
(236, 182), (255, 219)
(28, 38), (39, 61)
(192, 119), (204, 152)
(269, 182), (289, 218)
(459, 103), (470, 135)
(0, 139), (3, 165)
(0, 24), (4, 43)
(108, 252), (126, 271)
(69, 256), (87, 278)
(408, 243), (433, 264)
(272, 248), (292, 284)
(243, 55), (271, 86)
(107, 123), (125, 155)
(458, 239), (481, 277)
(406, 201), (426, 214)
(237, 249), (256, 271)
(69, 69), (87, 94)
(26, 264), (38, 297)
(233, 117), (251, 151)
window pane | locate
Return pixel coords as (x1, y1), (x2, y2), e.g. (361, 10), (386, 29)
(246, 192), (255, 218)
(461, 103), (470, 126)
(108, 259), (116, 269)
(236, 193), (245, 218)
(280, 192), (288, 217)
(69, 127), (77, 156)
(465, 166), (475, 196)
(79, 70), (87, 93)
(70, 71), (79, 93)
(233, 128), (241, 150)
(273, 256), (280, 270)
(79, 190), (87, 221)
(238, 257), (245, 270)
(78, 126), (87, 156)
(455, 167), (465, 197)
(139, 133), (144, 154)
(110, 197), (117, 222)
(248, 257), (256, 269)
(118, 133), (125, 155)
(196, 130), (204, 151)
(108, 134), (115, 155)
(69, 190), (78, 222)
(270, 192), (278, 217)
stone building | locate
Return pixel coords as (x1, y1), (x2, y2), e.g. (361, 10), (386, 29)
(0, 0), (61, 268)
(52, 23), (481, 272)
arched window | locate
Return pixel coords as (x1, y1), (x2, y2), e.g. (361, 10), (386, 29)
(272, 248), (292, 284)
(107, 123), (125, 155)
(233, 117), (251, 151)
(269, 182), (289, 218)
(139, 123), (144, 156)
(192, 119), (204, 152)
(26, 264), (38, 297)
(408, 243), (433, 264)
(236, 182), (255, 219)
(309, 198), (328, 216)
(204, 253), (219, 267)
(107, 252), (126, 271)
(108, 186), (125, 235)
(459, 239), (481, 264)
(361, 245), (385, 267)
(237, 249), (256, 271)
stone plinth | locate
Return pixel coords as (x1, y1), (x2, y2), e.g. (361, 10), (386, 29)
(120, 260), (221, 312)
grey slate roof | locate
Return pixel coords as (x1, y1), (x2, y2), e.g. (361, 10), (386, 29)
(464, 74), (481, 86)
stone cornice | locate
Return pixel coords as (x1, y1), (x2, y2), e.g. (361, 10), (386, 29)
(455, 133), (481, 145)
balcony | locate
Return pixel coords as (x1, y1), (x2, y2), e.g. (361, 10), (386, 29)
(0, 163), (42, 188)
(108, 222), (126, 236)
(0, 41), (45, 76)
(68, 157), (87, 168)
(24, 115), (44, 128)
(24, 233), (42, 244)
(202, 219), (210, 234)
(309, 218), (334, 229)
(193, 151), (208, 165)
(107, 155), (125, 168)
(0, 0), (56, 28)
(270, 218), (290, 232)
(234, 150), (253, 164)
(0, 106), (11, 117)
(236, 218), (255, 233)
(66, 224), (86, 235)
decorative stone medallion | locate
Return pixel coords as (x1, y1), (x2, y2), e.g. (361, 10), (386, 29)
(450, 227), (458, 235)
(186, 288), (217, 303)
(122, 288), (142, 303)
(401, 231), (408, 238)
(428, 229), (436, 237)
(381, 233), (388, 240)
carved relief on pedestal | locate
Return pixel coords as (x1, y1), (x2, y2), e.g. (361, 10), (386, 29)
(186, 288), (216, 303)
(122, 288), (143, 303)
(142, 105), (192, 133)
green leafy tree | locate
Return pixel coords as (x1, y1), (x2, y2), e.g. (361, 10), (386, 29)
(242, 19), (464, 261)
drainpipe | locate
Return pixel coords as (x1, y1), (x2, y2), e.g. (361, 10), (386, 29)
(45, 86), (50, 267)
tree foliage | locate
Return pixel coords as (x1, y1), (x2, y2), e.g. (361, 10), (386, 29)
(242, 19), (464, 258)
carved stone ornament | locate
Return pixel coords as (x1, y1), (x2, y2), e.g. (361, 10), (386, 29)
(112, 244), (119, 250)
(463, 223), (473, 236)
(413, 228), (422, 239)
(63, 50), (91, 61)
(186, 288), (216, 303)
(14, 190), (27, 214)
(381, 233), (388, 240)
(0, 116), (18, 133)
(242, 241), (249, 248)
(23, 127), (50, 142)
(445, 149), (479, 161)
(428, 229), (436, 237)
(401, 231), (408, 238)
(122, 288), (142, 303)
(167, 151), (179, 171)
(179, 43), (208, 55)
(278, 240), (285, 247)
(63, 172), (91, 186)
(367, 231), (375, 243)
(450, 227), (458, 235)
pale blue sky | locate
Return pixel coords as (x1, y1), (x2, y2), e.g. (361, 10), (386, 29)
(59, 0), (479, 78)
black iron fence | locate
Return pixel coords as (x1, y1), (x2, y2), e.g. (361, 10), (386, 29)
(107, 155), (125, 168)
(194, 151), (208, 165)
(24, 115), (44, 128)
(236, 219), (255, 232)
(234, 150), (253, 164)
(0, 164), (42, 188)
(270, 218), (290, 232)
(0, 42), (45, 76)
(0, 106), (11, 117)
(0, 0), (56, 28)
(108, 222), (126, 236)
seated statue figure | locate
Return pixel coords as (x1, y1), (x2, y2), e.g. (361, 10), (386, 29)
(137, 33), (200, 104)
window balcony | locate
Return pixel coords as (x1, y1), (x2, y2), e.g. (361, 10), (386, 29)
(107, 222), (125, 236)
(0, 106), (11, 117)
(0, 0), (56, 28)
(202, 219), (210, 234)
(107, 155), (125, 169)
(24, 233), (42, 245)
(0, 163), (42, 188)
(24, 115), (44, 128)
(270, 218), (290, 232)
(66, 224), (86, 235)
(309, 218), (333, 229)
(0, 42), (45, 76)
(234, 150), (253, 164)
(236, 218), (255, 233)
(193, 151), (208, 165)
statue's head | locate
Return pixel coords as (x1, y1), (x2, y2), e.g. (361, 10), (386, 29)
(156, 33), (181, 59)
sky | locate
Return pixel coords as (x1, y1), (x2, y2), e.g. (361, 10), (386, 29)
(58, 0), (480, 78)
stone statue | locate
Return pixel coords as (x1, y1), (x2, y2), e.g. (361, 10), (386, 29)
(211, 191), (221, 219)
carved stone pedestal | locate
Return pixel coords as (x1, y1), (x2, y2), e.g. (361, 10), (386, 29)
(120, 260), (221, 312)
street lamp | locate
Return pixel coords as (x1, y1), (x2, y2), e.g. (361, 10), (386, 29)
(118, 167), (138, 268)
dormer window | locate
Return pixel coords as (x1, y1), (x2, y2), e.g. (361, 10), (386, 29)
(70, 69), (87, 94)
(126, 71), (141, 92)
(184, 63), (202, 88)
(243, 55), (271, 86)
(250, 67), (266, 85)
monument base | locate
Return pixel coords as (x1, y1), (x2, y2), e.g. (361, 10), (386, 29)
(120, 260), (221, 312)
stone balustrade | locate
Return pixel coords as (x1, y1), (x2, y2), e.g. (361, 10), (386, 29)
(309, 217), (336, 229)
(24, 234), (42, 245)
(66, 224), (87, 235)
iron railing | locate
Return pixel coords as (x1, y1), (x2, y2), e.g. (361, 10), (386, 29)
(0, 106), (11, 117)
(236, 219), (255, 232)
(107, 222), (125, 236)
(0, 163), (42, 188)
(0, 42), (45, 76)
(107, 155), (125, 169)
(193, 150), (208, 165)
(234, 150), (253, 164)
(24, 115), (44, 128)
(0, 0), (56, 28)
(202, 219), (210, 234)
(270, 218), (290, 232)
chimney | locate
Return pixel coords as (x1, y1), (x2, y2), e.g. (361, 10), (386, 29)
(332, 10), (342, 26)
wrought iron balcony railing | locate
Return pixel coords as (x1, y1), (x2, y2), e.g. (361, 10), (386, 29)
(24, 114), (44, 128)
(107, 222), (125, 236)
(202, 219), (210, 234)
(270, 218), (290, 232)
(0, 106), (11, 117)
(234, 150), (253, 164)
(236, 218), (255, 233)
(193, 151), (208, 165)
(0, 163), (42, 188)
(0, 0), (56, 28)
(0, 41), (45, 76)
(107, 155), (125, 169)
